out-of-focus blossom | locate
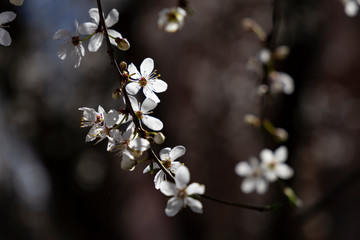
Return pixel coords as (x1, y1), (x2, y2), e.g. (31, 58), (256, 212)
(268, 71), (295, 95)
(0, 11), (16, 46)
(10, 0), (24, 6)
(158, 7), (187, 33)
(53, 20), (85, 68)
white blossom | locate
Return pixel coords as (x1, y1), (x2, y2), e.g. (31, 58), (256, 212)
(235, 157), (268, 194)
(126, 58), (168, 103)
(143, 145), (185, 189)
(128, 96), (163, 131)
(160, 165), (205, 217)
(344, 0), (359, 17)
(158, 7), (187, 33)
(79, 8), (124, 52)
(0, 11), (16, 46)
(53, 20), (85, 68)
(78, 106), (119, 143)
(260, 146), (294, 182)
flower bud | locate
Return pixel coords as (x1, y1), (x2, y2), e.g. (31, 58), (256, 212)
(154, 132), (165, 144)
(115, 37), (130, 51)
(241, 18), (266, 42)
(112, 88), (122, 99)
(244, 114), (261, 127)
(284, 187), (303, 207)
(273, 128), (288, 142)
(274, 45), (290, 60)
(10, 0), (24, 6)
(121, 152), (136, 171)
(257, 84), (269, 96)
(119, 61), (127, 72)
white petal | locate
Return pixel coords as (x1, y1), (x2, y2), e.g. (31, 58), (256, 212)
(149, 79), (168, 93)
(143, 87), (161, 103)
(88, 33), (103, 52)
(169, 146), (186, 161)
(165, 197), (183, 217)
(175, 165), (190, 190)
(89, 8), (100, 24)
(141, 98), (158, 113)
(260, 149), (274, 163)
(125, 82), (141, 95)
(255, 177), (268, 194)
(129, 137), (150, 152)
(186, 182), (205, 195)
(0, 28), (11, 46)
(127, 63), (141, 79)
(274, 146), (288, 163)
(154, 171), (166, 190)
(105, 9), (119, 27)
(159, 147), (171, 160)
(241, 177), (255, 194)
(78, 22), (98, 35)
(142, 115), (163, 131)
(159, 181), (177, 196)
(105, 109), (119, 127)
(53, 29), (72, 40)
(140, 58), (154, 77)
(10, 0), (24, 6)
(121, 151), (136, 171)
(128, 95), (140, 112)
(235, 161), (252, 176)
(275, 164), (294, 179)
(0, 11), (16, 25)
(184, 197), (203, 214)
(263, 169), (277, 182)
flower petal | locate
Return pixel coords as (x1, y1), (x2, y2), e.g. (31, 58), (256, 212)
(175, 165), (190, 190)
(107, 29), (122, 46)
(149, 79), (168, 93)
(255, 177), (268, 194)
(89, 8), (100, 24)
(128, 96), (140, 112)
(88, 33), (103, 52)
(121, 151), (136, 171)
(140, 58), (154, 77)
(184, 197), (203, 214)
(0, 28), (11, 46)
(127, 63), (141, 79)
(78, 22), (98, 35)
(169, 145), (186, 161)
(142, 115), (163, 131)
(241, 177), (255, 194)
(141, 98), (158, 113)
(154, 171), (166, 190)
(274, 146), (288, 162)
(53, 29), (72, 40)
(143, 87), (161, 103)
(125, 82), (141, 95)
(159, 181), (177, 196)
(260, 149), (273, 163)
(159, 147), (171, 160)
(0, 11), (16, 25)
(105, 9), (119, 28)
(275, 164), (294, 179)
(235, 161), (252, 176)
(129, 137), (150, 152)
(165, 197), (183, 217)
(186, 182), (205, 195)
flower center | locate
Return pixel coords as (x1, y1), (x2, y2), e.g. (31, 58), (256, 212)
(135, 111), (143, 119)
(72, 36), (80, 46)
(139, 77), (148, 87)
(162, 158), (171, 169)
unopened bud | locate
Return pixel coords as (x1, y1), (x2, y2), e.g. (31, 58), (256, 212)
(154, 132), (165, 144)
(284, 187), (303, 207)
(116, 37), (130, 51)
(112, 88), (122, 99)
(241, 18), (266, 42)
(273, 128), (288, 142)
(119, 61), (128, 72)
(244, 114), (261, 127)
(274, 45), (290, 60)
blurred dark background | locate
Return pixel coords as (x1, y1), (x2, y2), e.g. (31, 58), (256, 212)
(1, 0), (360, 239)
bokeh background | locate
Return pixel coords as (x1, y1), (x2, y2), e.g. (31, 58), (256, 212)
(1, 0), (360, 239)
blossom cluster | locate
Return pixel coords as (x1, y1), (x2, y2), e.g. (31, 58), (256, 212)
(77, 55), (205, 216)
(235, 146), (293, 194)
(53, 8), (130, 68)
